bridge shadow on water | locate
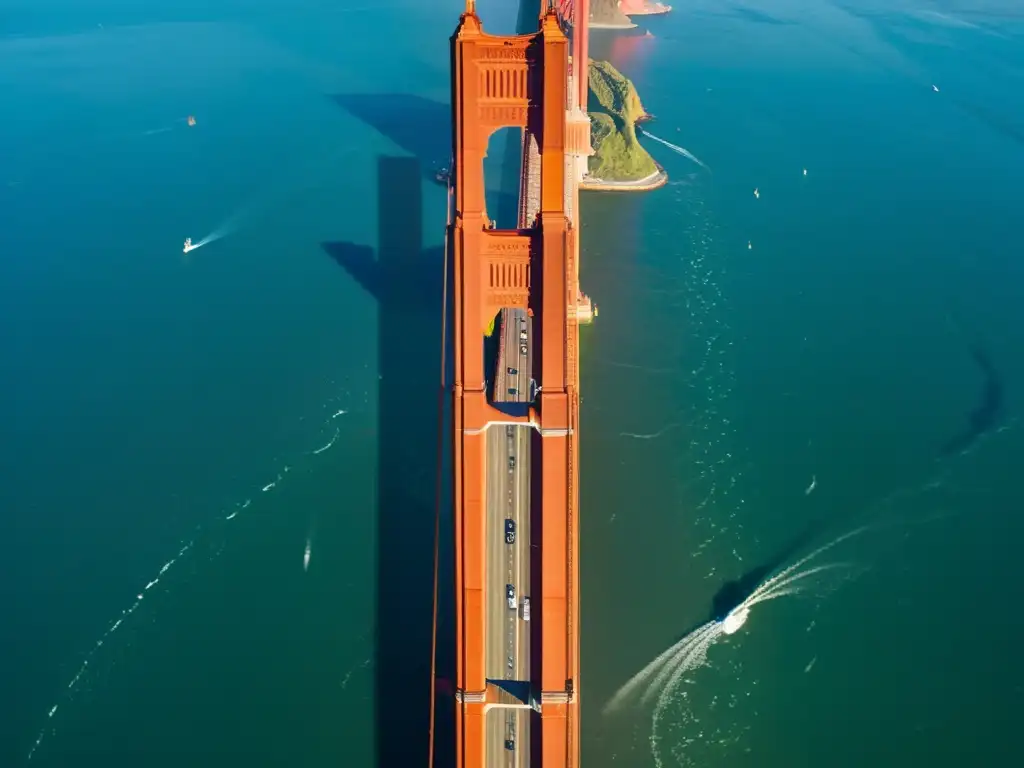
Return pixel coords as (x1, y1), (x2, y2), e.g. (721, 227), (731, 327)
(330, 94), (449, 178)
(330, 92), (521, 226)
(321, 156), (454, 767)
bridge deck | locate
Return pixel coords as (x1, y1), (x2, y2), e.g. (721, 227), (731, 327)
(450, 6), (583, 768)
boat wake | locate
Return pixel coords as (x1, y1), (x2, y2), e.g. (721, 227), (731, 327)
(603, 526), (865, 719)
(602, 525), (869, 768)
(25, 397), (354, 762)
(600, 416), (1019, 768)
(639, 129), (710, 171)
(180, 142), (359, 258)
(183, 222), (236, 254)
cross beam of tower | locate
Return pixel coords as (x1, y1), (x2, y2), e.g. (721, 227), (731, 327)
(446, 4), (581, 768)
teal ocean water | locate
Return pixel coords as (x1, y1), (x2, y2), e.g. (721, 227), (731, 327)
(2, 1), (1022, 766)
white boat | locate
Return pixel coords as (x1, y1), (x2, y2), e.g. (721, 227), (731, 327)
(183, 237), (194, 253)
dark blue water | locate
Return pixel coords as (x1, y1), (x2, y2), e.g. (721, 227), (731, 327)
(2, 1), (1022, 766)
(580, 2), (1024, 766)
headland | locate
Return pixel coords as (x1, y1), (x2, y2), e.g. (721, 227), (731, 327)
(590, 0), (637, 29)
(619, 1), (673, 16)
(583, 59), (667, 192)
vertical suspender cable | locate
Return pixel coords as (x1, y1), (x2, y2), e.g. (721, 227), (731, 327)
(428, 166), (454, 768)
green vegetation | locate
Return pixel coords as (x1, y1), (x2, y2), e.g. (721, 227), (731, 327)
(587, 60), (657, 182)
(589, 59), (648, 123)
(483, 314), (500, 398)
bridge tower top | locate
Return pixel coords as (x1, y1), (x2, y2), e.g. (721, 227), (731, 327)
(449, 4), (571, 397)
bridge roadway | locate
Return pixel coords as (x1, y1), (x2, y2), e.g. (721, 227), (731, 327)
(485, 307), (534, 767)
(450, 4), (585, 764)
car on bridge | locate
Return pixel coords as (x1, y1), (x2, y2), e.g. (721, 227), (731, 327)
(508, 387), (518, 397)
(508, 366), (518, 376)
(505, 518), (515, 544)
(519, 343), (527, 356)
(508, 455), (516, 472)
(506, 584), (517, 610)
(521, 597), (530, 622)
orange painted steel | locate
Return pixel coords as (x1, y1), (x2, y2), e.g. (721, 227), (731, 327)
(449, 4), (581, 767)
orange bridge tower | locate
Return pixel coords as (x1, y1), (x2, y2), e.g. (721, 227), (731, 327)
(447, 2), (581, 767)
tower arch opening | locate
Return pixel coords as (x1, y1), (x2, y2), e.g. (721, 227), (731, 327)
(485, 306), (536, 411)
(483, 127), (525, 231)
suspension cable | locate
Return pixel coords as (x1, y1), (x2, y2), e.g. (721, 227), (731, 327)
(428, 169), (454, 768)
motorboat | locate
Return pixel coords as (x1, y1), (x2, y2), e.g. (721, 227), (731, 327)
(183, 237), (194, 253)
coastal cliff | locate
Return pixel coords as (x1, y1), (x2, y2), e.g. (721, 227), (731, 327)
(585, 59), (663, 187)
(590, 0), (635, 29)
(619, 0), (673, 16)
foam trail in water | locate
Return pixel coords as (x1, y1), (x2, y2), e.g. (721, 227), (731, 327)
(604, 527), (869, 724)
(644, 531), (869, 766)
(650, 622), (724, 767)
(742, 562), (852, 612)
(25, 393), (357, 762)
(640, 130), (710, 171)
(186, 213), (244, 253)
(183, 142), (359, 257)
(311, 428), (340, 455)
(744, 527), (868, 606)
(602, 620), (717, 714)
(640, 621), (721, 708)
(141, 117), (193, 137)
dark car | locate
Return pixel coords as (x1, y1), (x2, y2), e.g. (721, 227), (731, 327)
(508, 455), (516, 471)
(505, 739), (515, 751)
(505, 518), (516, 544)
(508, 367), (518, 376)
(508, 387), (518, 397)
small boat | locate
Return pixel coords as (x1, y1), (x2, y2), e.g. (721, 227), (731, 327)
(183, 237), (194, 253)
(433, 165), (451, 185)
(187, 115), (197, 126)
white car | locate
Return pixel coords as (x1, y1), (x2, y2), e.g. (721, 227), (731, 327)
(521, 597), (530, 621)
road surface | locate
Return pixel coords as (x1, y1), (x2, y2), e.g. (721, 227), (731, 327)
(484, 308), (534, 766)
(496, 308), (533, 404)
